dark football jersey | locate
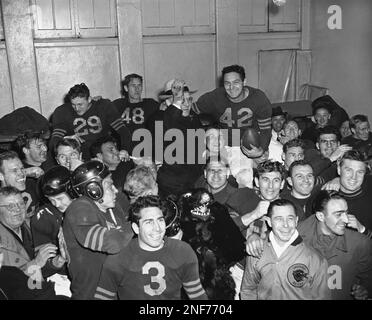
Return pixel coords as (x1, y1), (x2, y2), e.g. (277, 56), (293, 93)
(195, 87), (272, 148)
(95, 238), (207, 300)
(50, 99), (130, 160)
(113, 98), (159, 134)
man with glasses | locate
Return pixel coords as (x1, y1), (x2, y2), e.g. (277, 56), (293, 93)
(0, 186), (63, 282)
(194, 65), (272, 159)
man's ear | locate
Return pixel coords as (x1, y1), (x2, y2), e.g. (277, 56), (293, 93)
(96, 153), (103, 161)
(254, 177), (259, 188)
(316, 142), (319, 150)
(315, 211), (325, 222)
(0, 172), (4, 184)
(265, 216), (272, 228)
(280, 179), (285, 190)
(22, 147), (30, 157)
(243, 78), (248, 87)
(351, 128), (356, 135)
(337, 164), (341, 176)
(298, 129), (302, 136)
(132, 222), (139, 235)
(281, 153), (285, 162)
(124, 85), (129, 93)
(287, 176), (293, 187)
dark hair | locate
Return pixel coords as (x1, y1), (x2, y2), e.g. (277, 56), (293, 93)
(68, 83), (90, 101)
(222, 65), (245, 81)
(349, 114), (369, 130)
(0, 151), (21, 173)
(128, 195), (166, 225)
(312, 190), (346, 215)
(312, 105), (330, 116)
(55, 138), (81, 157)
(121, 73), (143, 97)
(89, 135), (118, 159)
(267, 198), (297, 218)
(283, 138), (305, 154)
(339, 150), (367, 167)
(288, 159), (314, 177)
(204, 154), (229, 171)
(256, 161), (286, 180)
(13, 132), (46, 160)
(0, 186), (22, 199)
(317, 125), (341, 143)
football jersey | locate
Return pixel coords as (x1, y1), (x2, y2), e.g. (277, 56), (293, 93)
(23, 178), (41, 221)
(113, 98), (159, 134)
(31, 203), (63, 249)
(95, 238), (208, 300)
(195, 87), (272, 148)
(63, 196), (133, 300)
(50, 99), (131, 160)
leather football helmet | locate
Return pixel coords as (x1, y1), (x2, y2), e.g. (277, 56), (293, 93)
(41, 165), (75, 198)
(164, 198), (181, 237)
(71, 160), (110, 201)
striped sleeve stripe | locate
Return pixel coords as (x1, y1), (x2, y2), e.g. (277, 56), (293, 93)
(110, 118), (124, 130)
(90, 227), (107, 251)
(52, 129), (66, 138)
(84, 224), (100, 248)
(94, 293), (113, 300)
(257, 118), (271, 124)
(96, 287), (116, 297)
(90, 226), (105, 251)
(184, 283), (203, 293)
(84, 224), (107, 250)
(96, 228), (107, 251)
(183, 279), (201, 287)
(186, 289), (207, 299)
(112, 123), (126, 131)
(183, 279), (207, 298)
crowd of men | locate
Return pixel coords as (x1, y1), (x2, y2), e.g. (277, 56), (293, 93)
(0, 64), (372, 300)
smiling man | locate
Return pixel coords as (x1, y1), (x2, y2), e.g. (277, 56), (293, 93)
(194, 65), (271, 158)
(337, 150), (372, 237)
(94, 195), (208, 300)
(281, 160), (319, 221)
(241, 199), (329, 300)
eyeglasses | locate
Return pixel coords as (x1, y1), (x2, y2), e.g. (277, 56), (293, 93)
(0, 201), (26, 212)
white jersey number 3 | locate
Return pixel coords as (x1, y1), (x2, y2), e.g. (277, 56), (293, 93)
(142, 261), (166, 296)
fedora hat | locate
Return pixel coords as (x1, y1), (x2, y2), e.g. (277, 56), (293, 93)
(158, 79), (197, 101)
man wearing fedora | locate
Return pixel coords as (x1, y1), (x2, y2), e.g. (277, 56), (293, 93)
(268, 106), (287, 163)
(154, 79), (204, 197)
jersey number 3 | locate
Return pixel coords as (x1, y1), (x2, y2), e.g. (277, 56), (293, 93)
(142, 261), (166, 296)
